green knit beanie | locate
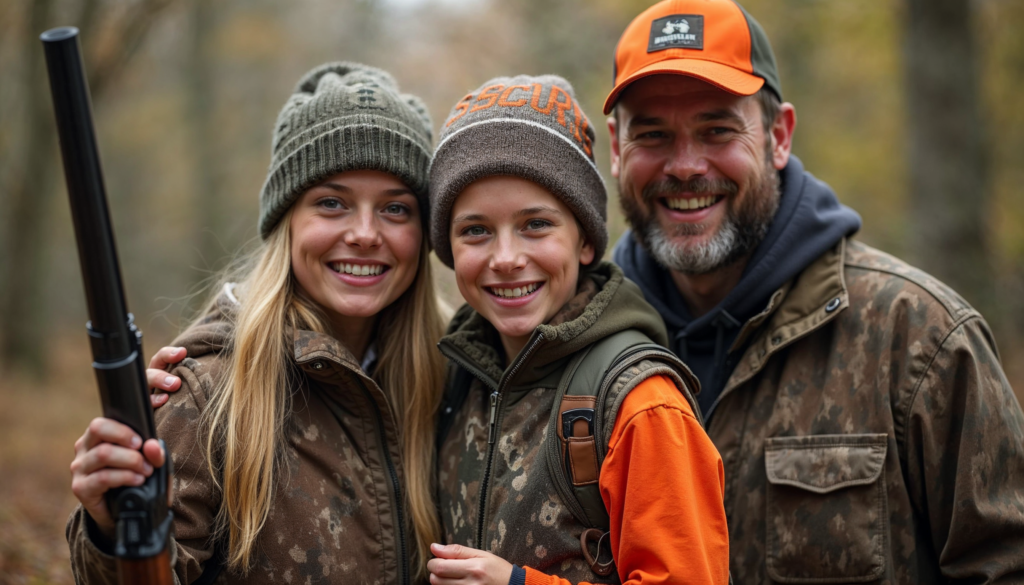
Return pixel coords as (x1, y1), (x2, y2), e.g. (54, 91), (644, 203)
(259, 62), (433, 239)
(429, 74), (607, 268)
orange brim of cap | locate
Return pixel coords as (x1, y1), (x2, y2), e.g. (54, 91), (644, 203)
(603, 58), (765, 114)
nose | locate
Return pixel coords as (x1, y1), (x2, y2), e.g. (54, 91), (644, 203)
(343, 208), (383, 249)
(663, 137), (709, 182)
(489, 231), (526, 274)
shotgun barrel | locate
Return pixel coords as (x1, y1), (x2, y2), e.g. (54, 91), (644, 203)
(41, 26), (173, 583)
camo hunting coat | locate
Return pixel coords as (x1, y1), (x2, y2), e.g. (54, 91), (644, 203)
(709, 238), (1024, 583)
(67, 295), (419, 585)
(435, 262), (709, 583)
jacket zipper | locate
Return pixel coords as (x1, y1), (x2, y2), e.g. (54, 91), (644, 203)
(467, 333), (546, 548)
(358, 381), (408, 585)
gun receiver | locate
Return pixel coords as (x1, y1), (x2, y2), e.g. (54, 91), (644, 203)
(41, 26), (173, 583)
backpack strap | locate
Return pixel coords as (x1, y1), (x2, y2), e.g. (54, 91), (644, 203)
(436, 362), (475, 453)
(545, 329), (701, 577)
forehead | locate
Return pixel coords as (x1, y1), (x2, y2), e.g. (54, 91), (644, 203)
(453, 176), (569, 215)
(617, 74), (754, 119)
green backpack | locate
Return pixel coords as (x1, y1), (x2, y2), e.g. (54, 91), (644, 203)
(437, 329), (703, 577)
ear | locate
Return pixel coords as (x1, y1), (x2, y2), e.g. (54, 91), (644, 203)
(770, 103), (797, 170)
(607, 116), (621, 178)
(579, 237), (596, 266)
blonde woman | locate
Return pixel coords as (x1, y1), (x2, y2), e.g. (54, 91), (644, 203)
(66, 63), (446, 584)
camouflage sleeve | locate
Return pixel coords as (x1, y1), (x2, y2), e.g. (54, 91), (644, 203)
(66, 506), (183, 585)
(903, 316), (1024, 582)
(65, 358), (223, 584)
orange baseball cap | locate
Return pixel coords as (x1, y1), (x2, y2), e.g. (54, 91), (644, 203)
(604, 0), (782, 114)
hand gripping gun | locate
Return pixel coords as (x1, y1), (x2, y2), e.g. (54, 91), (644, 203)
(41, 27), (173, 585)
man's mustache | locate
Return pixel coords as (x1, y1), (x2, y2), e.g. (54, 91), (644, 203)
(641, 176), (739, 203)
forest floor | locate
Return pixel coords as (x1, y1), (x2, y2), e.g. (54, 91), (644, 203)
(2, 334), (1023, 584)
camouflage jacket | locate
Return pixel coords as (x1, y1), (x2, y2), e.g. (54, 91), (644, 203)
(435, 262), (711, 582)
(66, 293), (419, 585)
(709, 238), (1024, 583)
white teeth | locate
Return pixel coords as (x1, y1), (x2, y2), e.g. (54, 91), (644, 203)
(331, 263), (385, 276)
(490, 283), (538, 298)
(666, 196), (719, 211)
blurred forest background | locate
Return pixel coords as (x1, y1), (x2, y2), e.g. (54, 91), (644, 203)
(1, 0), (1022, 581)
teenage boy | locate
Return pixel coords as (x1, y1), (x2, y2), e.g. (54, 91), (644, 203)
(426, 74), (729, 585)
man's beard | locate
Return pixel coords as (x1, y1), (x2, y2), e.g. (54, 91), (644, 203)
(620, 158), (780, 275)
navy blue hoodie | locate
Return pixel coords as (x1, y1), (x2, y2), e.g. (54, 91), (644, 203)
(613, 156), (861, 420)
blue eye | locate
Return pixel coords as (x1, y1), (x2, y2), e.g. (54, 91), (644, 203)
(317, 197), (343, 210)
(383, 203), (409, 215)
(461, 225), (488, 237)
(526, 219), (551, 230)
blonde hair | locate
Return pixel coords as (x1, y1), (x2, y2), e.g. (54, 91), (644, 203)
(201, 209), (445, 577)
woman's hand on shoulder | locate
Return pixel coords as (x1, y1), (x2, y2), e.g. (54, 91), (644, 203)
(148, 346), (186, 408)
(70, 418), (167, 538)
(427, 543), (513, 585)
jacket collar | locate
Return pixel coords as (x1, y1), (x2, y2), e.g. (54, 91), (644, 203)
(292, 328), (365, 373)
(722, 238), (850, 396)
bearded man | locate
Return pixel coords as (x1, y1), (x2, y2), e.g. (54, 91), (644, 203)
(607, 0), (1024, 582)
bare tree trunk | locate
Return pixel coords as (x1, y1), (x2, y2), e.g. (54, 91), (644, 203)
(0, 0), (57, 374)
(903, 0), (994, 316)
(186, 0), (226, 276)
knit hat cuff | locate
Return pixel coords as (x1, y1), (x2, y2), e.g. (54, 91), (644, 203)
(429, 120), (608, 268)
(259, 125), (432, 239)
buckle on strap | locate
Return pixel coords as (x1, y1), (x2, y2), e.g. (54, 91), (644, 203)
(580, 528), (615, 577)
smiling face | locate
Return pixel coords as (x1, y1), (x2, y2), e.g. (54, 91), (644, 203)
(610, 75), (792, 275)
(289, 170), (422, 334)
(450, 176), (595, 358)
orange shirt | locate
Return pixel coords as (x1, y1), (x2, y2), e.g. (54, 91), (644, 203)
(524, 374), (729, 585)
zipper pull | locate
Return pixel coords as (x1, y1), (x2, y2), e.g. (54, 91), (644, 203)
(487, 391), (499, 444)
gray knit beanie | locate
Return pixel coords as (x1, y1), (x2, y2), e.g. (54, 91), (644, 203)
(259, 62), (433, 239)
(429, 74), (607, 268)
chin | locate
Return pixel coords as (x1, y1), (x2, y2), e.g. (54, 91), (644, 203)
(492, 317), (541, 341)
(332, 302), (383, 319)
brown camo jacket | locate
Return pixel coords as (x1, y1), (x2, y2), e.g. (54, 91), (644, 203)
(709, 238), (1024, 584)
(436, 263), (698, 583)
(66, 295), (420, 585)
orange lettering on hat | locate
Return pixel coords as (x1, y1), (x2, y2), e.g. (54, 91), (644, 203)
(446, 94), (474, 127)
(550, 86), (573, 128)
(470, 84), (505, 113)
(579, 111), (593, 156)
(570, 99), (593, 156)
(530, 83), (556, 115)
(498, 85), (532, 107)
(570, 99), (583, 142)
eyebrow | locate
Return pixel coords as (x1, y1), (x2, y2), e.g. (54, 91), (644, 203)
(627, 115), (664, 129)
(696, 109), (744, 124)
(514, 205), (562, 219)
(315, 182), (414, 197)
(316, 181), (351, 193)
(451, 213), (487, 224)
(627, 109), (744, 130)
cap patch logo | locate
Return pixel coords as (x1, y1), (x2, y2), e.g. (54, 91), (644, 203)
(648, 14), (703, 52)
